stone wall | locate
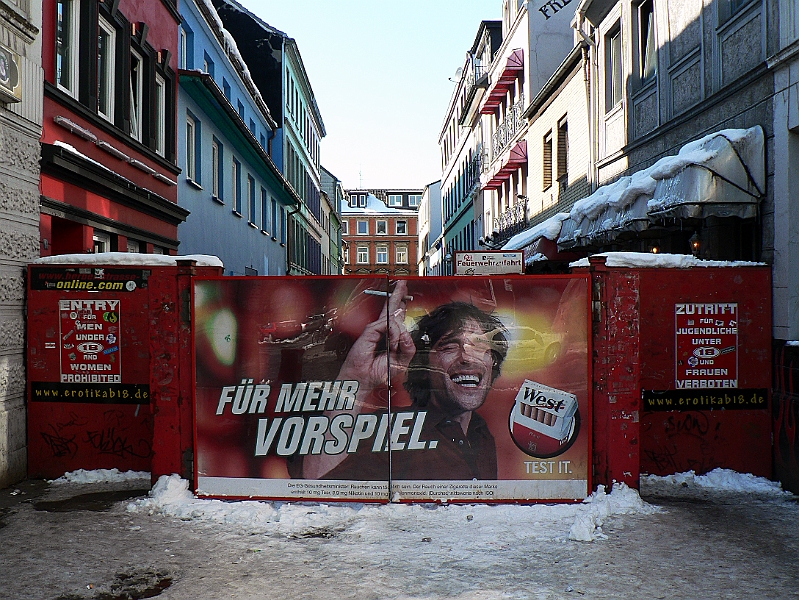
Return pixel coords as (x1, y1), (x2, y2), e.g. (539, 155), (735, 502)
(0, 0), (42, 488)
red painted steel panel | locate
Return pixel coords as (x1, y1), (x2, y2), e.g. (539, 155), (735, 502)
(637, 267), (772, 478)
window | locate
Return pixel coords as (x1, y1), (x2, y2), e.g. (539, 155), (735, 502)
(341, 221), (348, 234)
(376, 220), (387, 235)
(261, 188), (269, 232)
(376, 246), (388, 264)
(557, 118), (568, 182)
(396, 246), (408, 264)
(248, 175), (256, 223)
(233, 158), (242, 214)
(396, 220), (407, 235)
(223, 78), (231, 100)
(211, 138), (222, 199)
(93, 231), (110, 253)
(638, 0), (657, 82)
(186, 115), (196, 182)
(357, 246), (369, 263)
(203, 52), (214, 78)
(388, 194), (402, 207)
(129, 49), (144, 141)
(543, 131), (553, 190)
(179, 25), (193, 69)
(97, 17), (115, 121)
(56, 0), (79, 96)
(152, 246), (165, 255)
(280, 206), (286, 244)
(271, 197), (277, 236)
(719, 0), (750, 25)
(359, 195), (366, 207)
(606, 25), (623, 109)
(237, 100), (244, 117)
(408, 195), (421, 207)
(154, 74), (166, 156)
(126, 240), (140, 253)
(357, 220), (368, 235)
(179, 27), (187, 70)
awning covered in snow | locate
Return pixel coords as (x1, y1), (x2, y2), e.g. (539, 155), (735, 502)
(555, 126), (765, 249)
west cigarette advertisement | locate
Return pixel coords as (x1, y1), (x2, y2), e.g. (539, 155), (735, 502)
(193, 276), (590, 502)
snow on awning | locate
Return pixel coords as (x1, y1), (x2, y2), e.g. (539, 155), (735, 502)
(557, 126), (764, 249)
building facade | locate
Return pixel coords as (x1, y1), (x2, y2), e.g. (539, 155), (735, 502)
(417, 180), (442, 275)
(212, 0), (327, 275)
(320, 166), (344, 275)
(177, 0), (297, 275)
(41, 0), (187, 256)
(0, 0), (42, 486)
(342, 190), (419, 276)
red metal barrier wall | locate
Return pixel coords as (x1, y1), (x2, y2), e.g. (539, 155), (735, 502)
(27, 261), (221, 481)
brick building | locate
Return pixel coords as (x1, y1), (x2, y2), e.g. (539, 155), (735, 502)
(341, 190), (419, 275)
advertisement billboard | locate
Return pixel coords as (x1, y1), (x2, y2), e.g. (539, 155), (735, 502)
(194, 275), (590, 502)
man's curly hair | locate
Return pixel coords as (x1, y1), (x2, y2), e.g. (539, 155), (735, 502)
(403, 302), (508, 407)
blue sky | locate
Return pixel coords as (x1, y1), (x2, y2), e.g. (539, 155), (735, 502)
(244, 0), (503, 190)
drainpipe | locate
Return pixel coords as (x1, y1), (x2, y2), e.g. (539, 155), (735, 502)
(572, 10), (598, 192)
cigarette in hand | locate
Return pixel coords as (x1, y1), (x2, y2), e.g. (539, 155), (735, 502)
(363, 289), (414, 301)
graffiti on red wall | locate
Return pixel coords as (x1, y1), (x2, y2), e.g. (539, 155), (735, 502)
(642, 411), (723, 475)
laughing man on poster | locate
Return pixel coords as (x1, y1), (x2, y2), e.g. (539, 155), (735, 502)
(301, 280), (509, 480)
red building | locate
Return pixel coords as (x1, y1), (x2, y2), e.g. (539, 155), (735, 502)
(39, 0), (187, 256)
(341, 190), (419, 275)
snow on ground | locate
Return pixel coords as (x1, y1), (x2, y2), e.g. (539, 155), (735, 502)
(641, 468), (791, 497)
(49, 468), (151, 485)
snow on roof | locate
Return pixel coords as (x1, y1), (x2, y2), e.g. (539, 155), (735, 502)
(198, 0), (274, 128)
(503, 212), (570, 250)
(568, 252), (766, 269)
(35, 253), (224, 268)
(341, 193), (418, 215)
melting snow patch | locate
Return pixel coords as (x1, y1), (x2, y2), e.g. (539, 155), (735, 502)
(641, 468), (789, 496)
(569, 482), (658, 542)
(50, 468), (150, 484)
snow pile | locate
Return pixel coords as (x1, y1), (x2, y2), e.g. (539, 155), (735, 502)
(569, 482), (659, 542)
(641, 468), (789, 496)
(50, 468), (150, 485)
(35, 252), (223, 268)
(127, 475), (656, 543)
(569, 251), (765, 269)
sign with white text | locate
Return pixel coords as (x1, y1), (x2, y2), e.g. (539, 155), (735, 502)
(675, 302), (738, 389)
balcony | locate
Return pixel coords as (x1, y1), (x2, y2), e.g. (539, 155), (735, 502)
(491, 94), (525, 161)
(491, 197), (528, 246)
(458, 63), (490, 126)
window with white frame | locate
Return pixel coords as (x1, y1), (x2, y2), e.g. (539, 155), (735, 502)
(179, 27), (187, 70)
(186, 115), (196, 182)
(93, 231), (111, 253)
(357, 246), (369, 263)
(261, 188), (269, 232)
(396, 220), (407, 235)
(211, 138), (222, 199)
(129, 49), (144, 141)
(341, 220), (348, 234)
(606, 24), (623, 110)
(388, 194), (402, 207)
(154, 74), (166, 155)
(376, 246), (388, 264)
(233, 158), (242, 214)
(376, 220), (387, 235)
(396, 245), (408, 264)
(248, 175), (256, 223)
(56, 0), (79, 96)
(359, 195), (366, 207)
(126, 239), (140, 253)
(408, 195), (421, 207)
(97, 17), (116, 121)
(357, 220), (368, 235)
(543, 130), (553, 190)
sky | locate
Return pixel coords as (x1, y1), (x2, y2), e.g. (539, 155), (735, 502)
(243, 0), (504, 190)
